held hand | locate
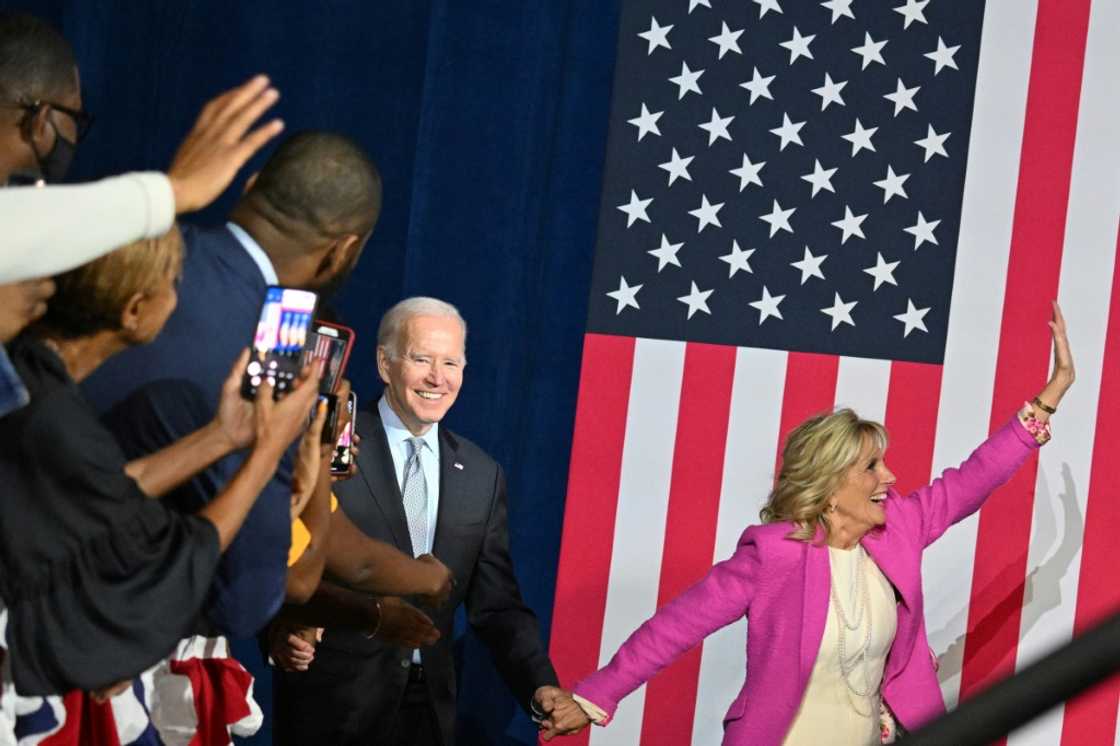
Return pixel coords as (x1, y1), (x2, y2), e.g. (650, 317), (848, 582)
(267, 620), (319, 672)
(167, 75), (284, 214)
(252, 365), (322, 460)
(414, 554), (454, 608)
(290, 397), (329, 520)
(374, 596), (440, 648)
(214, 349), (255, 450)
(534, 687), (590, 740)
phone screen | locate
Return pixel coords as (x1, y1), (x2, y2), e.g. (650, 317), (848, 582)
(242, 287), (318, 399)
(331, 392), (358, 474)
(301, 324), (353, 394)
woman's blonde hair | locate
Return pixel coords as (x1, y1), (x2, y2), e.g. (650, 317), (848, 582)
(760, 408), (888, 542)
(42, 225), (183, 338)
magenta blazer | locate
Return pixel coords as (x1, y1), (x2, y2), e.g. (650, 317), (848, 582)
(575, 417), (1040, 746)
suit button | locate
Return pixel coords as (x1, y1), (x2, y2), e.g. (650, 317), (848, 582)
(400, 659), (411, 668)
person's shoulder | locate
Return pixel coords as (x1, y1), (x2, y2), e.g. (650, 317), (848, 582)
(739, 522), (809, 564)
(440, 426), (497, 471)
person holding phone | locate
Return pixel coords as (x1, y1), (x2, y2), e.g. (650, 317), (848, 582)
(0, 227), (320, 698)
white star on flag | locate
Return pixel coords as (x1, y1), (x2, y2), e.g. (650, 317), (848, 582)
(753, 0), (783, 18)
(831, 205), (868, 243)
(627, 103), (662, 141)
(873, 165), (909, 203)
(688, 0), (711, 13)
(893, 0), (929, 28)
(740, 67), (776, 104)
(842, 117), (878, 156)
(638, 17), (672, 54)
(884, 78), (920, 116)
(699, 108), (734, 146)
(606, 276), (642, 314)
(658, 148), (693, 185)
(749, 285), (785, 324)
(709, 22), (743, 58)
(914, 124), (950, 161)
(669, 61), (704, 99)
(893, 298), (931, 336)
(677, 281), (714, 318)
(730, 153), (766, 191)
(802, 159), (838, 197)
(851, 32), (888, 69)
(771, 112), (806, 150)
(821, 292), (858, 330)
(791, 245), (827, 284)
(780, 26), (815, 64)
(863, 252), (900, 290)
(821, 0), (855, 24)
(689, 194), (724, 233)
(719, 240), (755, 277)
(904, 211), (940, 249)
(811, 73), (847, 110)
(648, 234), (683, 271)
(759, 199), (796, 237)
(925, 36), (961, 74)
(617, 190), (652, 227)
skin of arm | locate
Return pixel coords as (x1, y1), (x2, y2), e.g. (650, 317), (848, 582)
(285, 455), (334, 604)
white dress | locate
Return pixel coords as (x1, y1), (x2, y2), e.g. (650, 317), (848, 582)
(782, 545), (898, 746)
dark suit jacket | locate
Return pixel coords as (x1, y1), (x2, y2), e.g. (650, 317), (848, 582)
(82, 223), (293, 638)
(274, 407), (558, 746)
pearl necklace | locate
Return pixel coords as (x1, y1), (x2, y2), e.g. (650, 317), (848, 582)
(829, 546), (879, 717)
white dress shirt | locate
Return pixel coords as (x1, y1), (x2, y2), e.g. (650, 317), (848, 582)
(225, 222), (279, 285)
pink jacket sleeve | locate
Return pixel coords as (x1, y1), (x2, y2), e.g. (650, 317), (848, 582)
(573, 527), (762, 721)
(890, 416), (1041, 548)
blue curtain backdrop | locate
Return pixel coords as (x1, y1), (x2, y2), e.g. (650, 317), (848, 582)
(2, 1), (619, 742)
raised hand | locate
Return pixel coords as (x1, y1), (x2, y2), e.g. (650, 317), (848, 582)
(290, 396), (329, 520)
(167, 75), (284, 214)
(373, 596), (441, 648)
(214, 348), (256, 450)
(1033, 301), (1075, 420)
(252, 364), (322, 461)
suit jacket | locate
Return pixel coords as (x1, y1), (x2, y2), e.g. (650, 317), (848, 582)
(575, 417), (1040, 746)
(275, 406), (558, 745)
(82, 223), (293, 638)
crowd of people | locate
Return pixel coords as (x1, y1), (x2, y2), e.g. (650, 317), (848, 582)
(0, 11), (1077, 746)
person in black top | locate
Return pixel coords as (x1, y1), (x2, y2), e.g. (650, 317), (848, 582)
(0, 226), (318, 696)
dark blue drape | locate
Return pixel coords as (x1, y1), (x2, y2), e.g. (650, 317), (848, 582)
(2, 1), (618, 742)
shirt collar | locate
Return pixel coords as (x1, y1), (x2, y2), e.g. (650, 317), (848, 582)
(226, 222), (279, 285)
(378, 395), (439, 453)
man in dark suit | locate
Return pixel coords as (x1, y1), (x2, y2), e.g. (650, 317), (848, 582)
(83, 131), (381, 636)
(273, 297), (567, 746)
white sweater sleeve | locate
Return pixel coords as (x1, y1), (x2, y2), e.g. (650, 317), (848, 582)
(0, 172), (176, 283)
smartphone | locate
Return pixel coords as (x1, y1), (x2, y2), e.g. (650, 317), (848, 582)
(301, 321), (356, 394)
(330, 391), (358, 475)
(241, 286), (318, 400)
(314, 392), (342, 445)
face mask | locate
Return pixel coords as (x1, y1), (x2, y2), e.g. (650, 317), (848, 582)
(31, 120), (76, 183)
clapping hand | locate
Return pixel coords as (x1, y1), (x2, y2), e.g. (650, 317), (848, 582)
(534, 686), (591, 740)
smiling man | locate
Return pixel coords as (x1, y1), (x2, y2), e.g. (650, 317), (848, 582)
(273, 296), (567, 746)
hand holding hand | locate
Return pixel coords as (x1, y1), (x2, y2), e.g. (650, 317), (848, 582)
(534, 686), (590, 741)
(373, 596), (440, 648)
(415, 554), (454, 608)
(167, 75), (284, 214)
(268, 620), (321, 672)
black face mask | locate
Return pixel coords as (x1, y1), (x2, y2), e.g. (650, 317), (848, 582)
(30, 120), (76, 183)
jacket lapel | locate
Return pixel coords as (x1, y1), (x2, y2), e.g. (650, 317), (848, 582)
(431, 428), (464, 559)
(352, 409), (414, 555)
(800, 531), (831, 686)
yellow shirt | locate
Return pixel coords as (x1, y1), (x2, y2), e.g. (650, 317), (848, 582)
(288, 494), (339, 566)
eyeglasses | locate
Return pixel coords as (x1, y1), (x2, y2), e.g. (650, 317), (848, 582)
(3, 100), (94, 142)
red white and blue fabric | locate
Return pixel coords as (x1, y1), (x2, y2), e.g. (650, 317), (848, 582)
(550, 1), (1120, 745)
(1, 636), (261, 746)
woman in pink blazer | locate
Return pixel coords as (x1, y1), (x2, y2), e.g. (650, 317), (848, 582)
(552, 305), (1073, 746)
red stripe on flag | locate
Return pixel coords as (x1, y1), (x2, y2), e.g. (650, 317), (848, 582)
(883, 362), (943, 496)
(1059, 228), (1120, 746)
(774, 352), (840, 477)
(548, 333), (636, 746)
(40, 691), (121, 746)
(959, 0), (1091, 712)
(639, 342), (736, 746)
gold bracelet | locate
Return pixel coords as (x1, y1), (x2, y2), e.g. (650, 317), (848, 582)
(1032, 396), (1057, 415)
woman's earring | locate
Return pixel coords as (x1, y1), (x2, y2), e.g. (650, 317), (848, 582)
(829, 503), (837, 513)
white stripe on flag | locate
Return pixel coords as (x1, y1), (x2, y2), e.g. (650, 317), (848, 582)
(923, 0), (1039, 708)
(592, 339), (686, 746)
(834, 356), (892, 425)
(1007, 0), (1120, 741)
(692, 347), (788, 746)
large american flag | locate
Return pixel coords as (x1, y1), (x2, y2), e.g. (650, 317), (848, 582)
(549, 1), (1120, 745)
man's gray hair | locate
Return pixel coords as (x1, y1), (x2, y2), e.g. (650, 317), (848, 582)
(377, 296), (467, 359)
